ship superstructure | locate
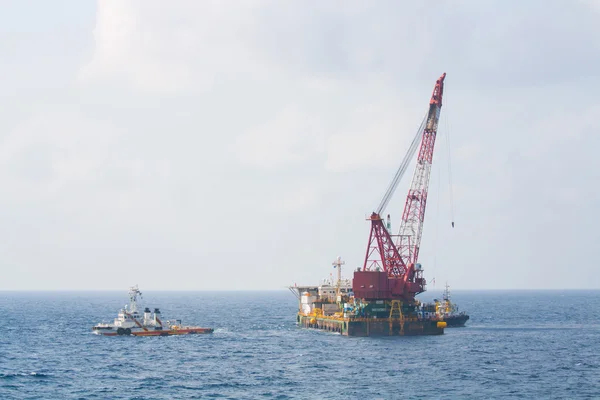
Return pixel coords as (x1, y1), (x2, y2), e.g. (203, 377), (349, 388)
(290, 259), (353, 318)
(292, 73), (453, 336)
(92, 285), (213, 336)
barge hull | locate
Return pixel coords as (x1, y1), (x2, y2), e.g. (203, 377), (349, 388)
(298, 315), (443, 337)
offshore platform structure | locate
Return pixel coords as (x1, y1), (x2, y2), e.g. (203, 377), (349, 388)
(292, 73), (448, 336)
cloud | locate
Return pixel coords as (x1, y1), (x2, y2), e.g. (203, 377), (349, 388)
(580, 0), (600, 11)
(81, 1), (600, 91)
(3, 0), (600, 289)
(79, 0), (600, 174)
(325, 100), (427, 172)
(270, 180), (321, 214)
(0, 107), (174, 222)
(75, 0), (600, 291)
(78, 0), (277, 92)
(235, 107), (326, 169)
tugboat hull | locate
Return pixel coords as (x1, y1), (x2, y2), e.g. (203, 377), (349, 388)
(93, 327), (214, 336)
(442, 314), (469, 327)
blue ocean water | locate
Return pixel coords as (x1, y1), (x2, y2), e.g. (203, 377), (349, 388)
(1, 290), (599, 399)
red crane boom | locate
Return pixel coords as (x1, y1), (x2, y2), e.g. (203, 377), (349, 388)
(397, 72), (446, 266)
(353, 73), (447, 302)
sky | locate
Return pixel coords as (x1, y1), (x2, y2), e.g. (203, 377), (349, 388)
(1, 0), (599, 291)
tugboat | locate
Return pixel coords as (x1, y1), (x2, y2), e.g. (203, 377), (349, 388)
(92, 285), (213, 336)
(434, 283), (469, 327)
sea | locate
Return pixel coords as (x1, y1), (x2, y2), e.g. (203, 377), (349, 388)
(1, 290), (599, 399)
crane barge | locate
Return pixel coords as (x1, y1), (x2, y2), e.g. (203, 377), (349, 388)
(290, 73), (451, 336)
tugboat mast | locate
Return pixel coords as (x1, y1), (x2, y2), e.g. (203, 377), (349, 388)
(443, 282), (450, 302)
(128, 285), (143, 313)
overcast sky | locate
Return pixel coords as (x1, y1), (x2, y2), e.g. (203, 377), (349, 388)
(1, 0), (599, 291)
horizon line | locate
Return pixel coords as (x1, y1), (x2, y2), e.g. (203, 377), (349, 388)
(1, 288), (599, 292)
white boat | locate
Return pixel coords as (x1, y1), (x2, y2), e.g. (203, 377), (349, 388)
(92, 285), (213, 336)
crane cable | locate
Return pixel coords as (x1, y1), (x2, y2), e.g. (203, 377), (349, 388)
(376, 112), (428, 215)
(431, 89), (454, 286)
(431, 142), (442, 286)
(444, 81), (455, 228)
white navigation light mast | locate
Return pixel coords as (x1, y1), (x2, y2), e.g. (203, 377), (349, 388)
(332, 256), (345, 297)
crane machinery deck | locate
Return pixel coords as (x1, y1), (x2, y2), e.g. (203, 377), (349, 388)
(290, 73), (450, 336)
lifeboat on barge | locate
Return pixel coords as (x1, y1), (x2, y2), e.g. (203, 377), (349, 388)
(92, 285), (213, 337)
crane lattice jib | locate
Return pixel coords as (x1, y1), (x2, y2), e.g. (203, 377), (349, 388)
(397, 73), (446, 266)
(363, 212), (407, 277)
